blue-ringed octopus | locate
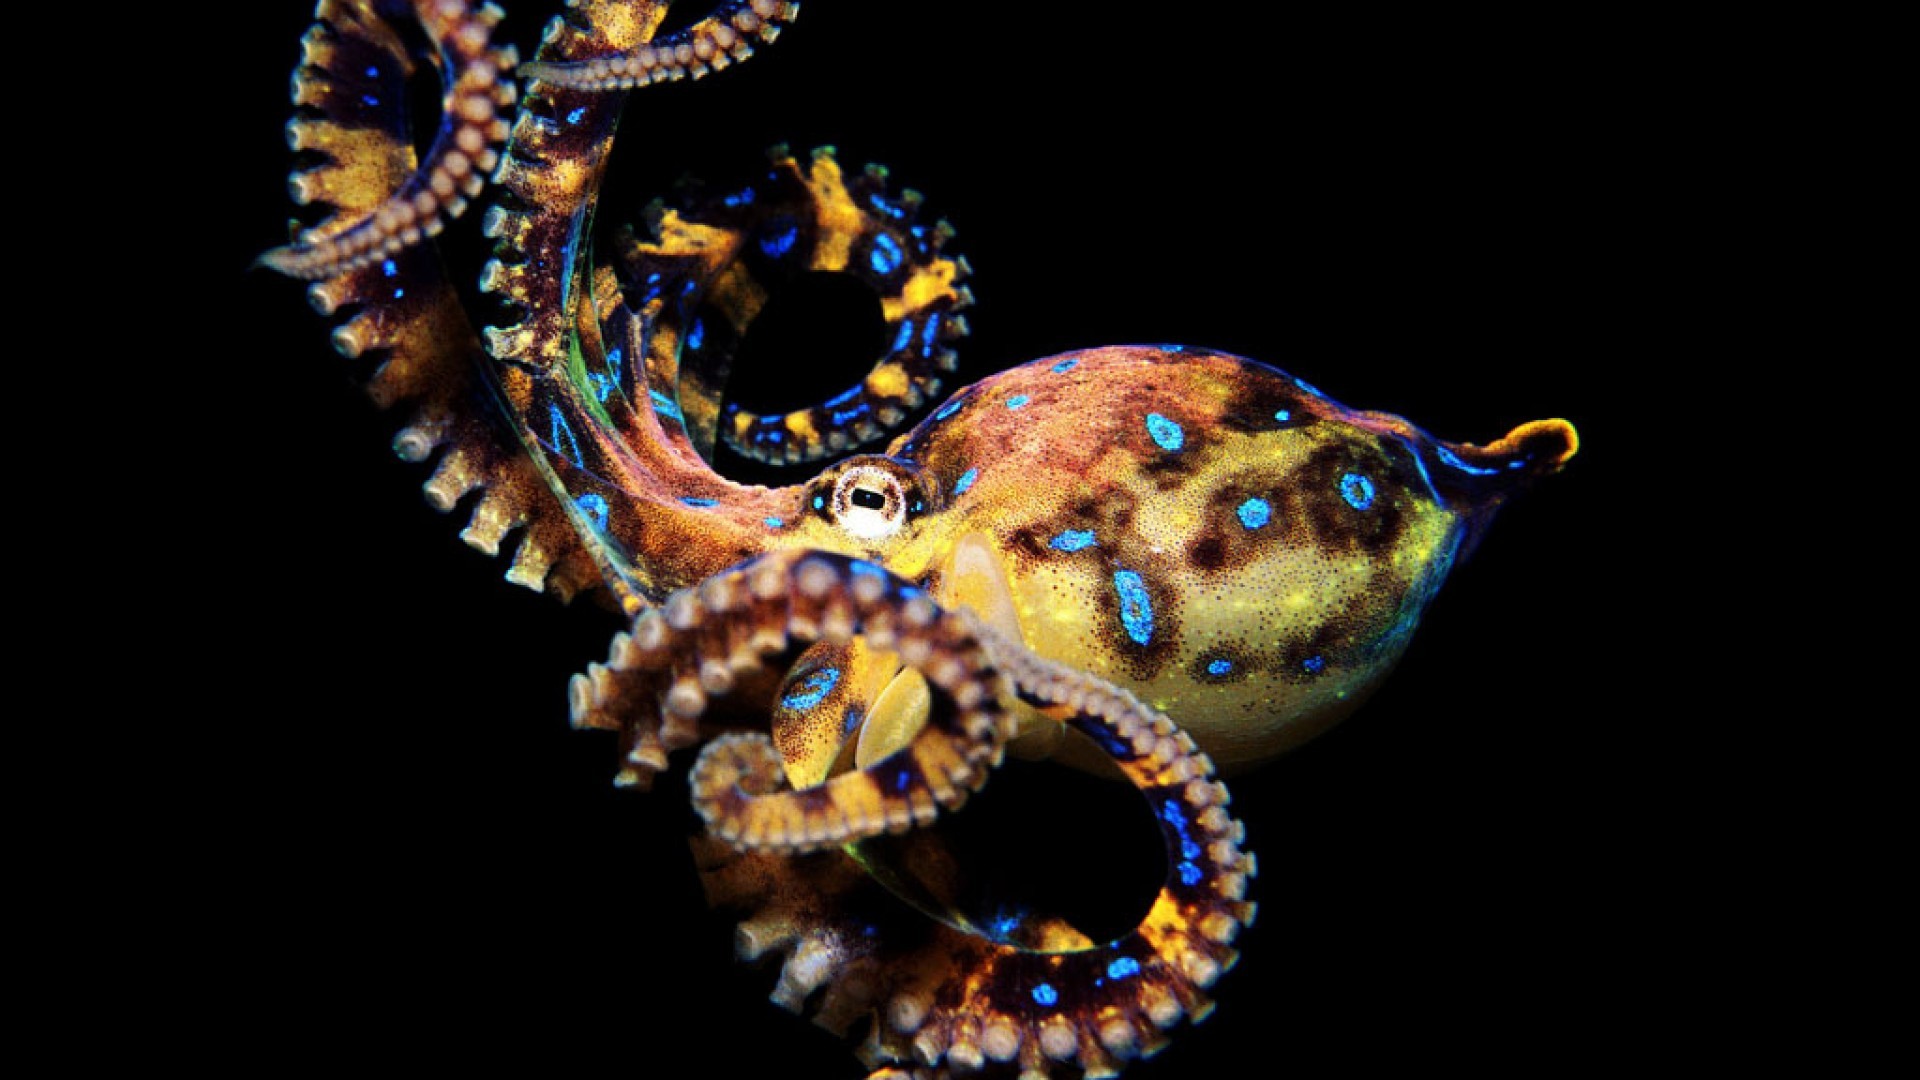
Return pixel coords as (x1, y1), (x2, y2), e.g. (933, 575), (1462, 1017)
(257, 2), (1580, 1076)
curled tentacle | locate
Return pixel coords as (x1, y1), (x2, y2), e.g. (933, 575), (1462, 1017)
(612, 145), (973, 465)
(569, 550), (1016, 852)
(264, 0), (599, 599)
(695, 615), (1258, 1079)
(519, 0), (800, 90)
(261, 0), (516, 280)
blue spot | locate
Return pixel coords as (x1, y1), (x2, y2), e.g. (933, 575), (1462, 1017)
(1107, 956), (1141, 981)
(953, 468), (977, 496)
(868, 192), (904, 219)
(1007, 394), (1031, 410)
(566, 106), (586, 125)
(1031, 983), (1058, 1008)
(1295, 376), (1323, 398)
(574, 493), (608, 532)
(649, 390), (684, 423)
(764, 516), (785, 528)
(381, 259), (397, 277)
(1236, 497), (1271, 530)
(587, 372), (612, 403)
(754, 427), (785, 445)
(1274, 408), (1291, 423)
(1162, 801), (1202, 860)
(1303, 654), (1326, 674)
(686, 317), (705, 352)
(1178, 861), (1204, 887)
(1113, 571), (1154, 646)
(869, 233), (903, 275)
(831, 402), (871, 426)
(986, 906), (1029, 942)
(759, 219), (798, 259)
(1207, 658), (1233, 677)
(607, 345), (624, 383)
(1340, 472), (1376, 510)
(1049, 529), (1096, 552)
(850, 560), (889, 583)
(723, 187), (756, 208)
(825, 385), (863, 409)
(1146, 413), (1185, 451)
(548, 404), (583, 468)
(894, 770), (911, 793)
(934, 397), (965, 421)
(812, 495), (827, 510)
(780, 667), (841, 711)
(842, 707), (864, 737)
(361, 94), (379, 108)
(1051, 357), (1080, 374)
(1084, 722), (1134, 761)
(364, 66), (380, 79)
(680, 497), (718, 508)
(391, 287), (405, 300)
(1437, 445), (1498, 476)
(891, 319), (915, 354)
(920, 314), (941, 358)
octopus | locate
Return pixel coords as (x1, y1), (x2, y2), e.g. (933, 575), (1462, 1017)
(258, 2), (1580, 1077)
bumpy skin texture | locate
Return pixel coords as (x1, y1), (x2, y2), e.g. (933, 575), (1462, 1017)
(263, 3), (1576, 1078)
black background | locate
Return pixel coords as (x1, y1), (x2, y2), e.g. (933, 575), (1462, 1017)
(200, 2), (1679, 1074)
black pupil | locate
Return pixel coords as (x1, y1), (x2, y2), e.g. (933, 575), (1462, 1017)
(851, 488), (887, 510)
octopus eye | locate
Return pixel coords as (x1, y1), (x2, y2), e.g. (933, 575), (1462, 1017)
(827, 461), (924, 542)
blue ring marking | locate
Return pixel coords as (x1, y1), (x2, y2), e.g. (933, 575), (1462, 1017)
(780, 667), (842, 712)
(759, 219), (799, 260)
(920, 313), (941, 358)
(1207, 658), (1233, 677)
(1031, 983), (1059, 1008)
(869, 233), (904, 275)
(891, 319), (915, 354)
(1007, 394), (1031, 410)
(1161, 800), (1202, 860)
(1049, 529), (1097, 552)
(830, 402), (871, 426)
(825, 385), (864, 409)
(1145, 413), (1185, 451)
(548, 404), (583, 469)
(1106, 956), (1141, 981)
(953, 468), (977, 495)
(1294, 376), (1323, 398)
(1339, 472), (1376, 510)
(1236, 497), (1271, 530)
(680, 497), (718, 508)
(1114, 570), (1155, 645)
(573, 493), (609, 532)
(1051, 357), (1080, 374)
(933, 397), (965, 421)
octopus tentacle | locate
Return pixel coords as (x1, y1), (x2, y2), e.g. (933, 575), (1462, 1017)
(260, 0), (516, 281)
(695, 616), (1258, 1079)
(480, 1), (811, 611)
(519, 0), (800, 91)
(263, 0), (600, 600)
(570, 550), (1016, 852)
(609, 145), (973, 466)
